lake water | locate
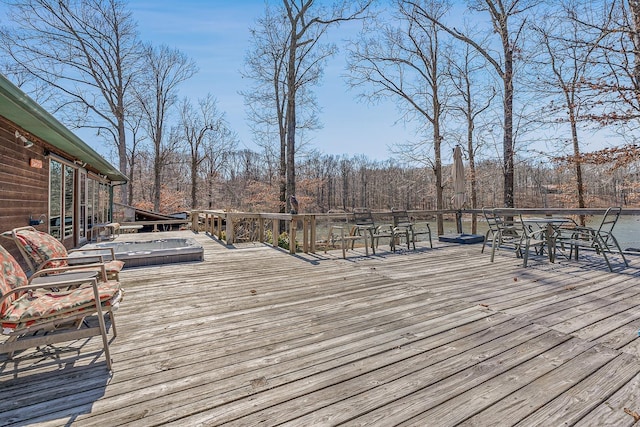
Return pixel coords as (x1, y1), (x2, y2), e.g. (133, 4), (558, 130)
(446, 215), (640, 251)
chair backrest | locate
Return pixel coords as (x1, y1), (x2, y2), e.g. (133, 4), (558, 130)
(392, 210), (412, 228)
(482, 207), (501, 233)
(13, 227), (69, 272)
(0, 244), (29, 315)
(596, 207), (622, 236)
(353, 209), (375, 227)
(516, 214), (536, 238)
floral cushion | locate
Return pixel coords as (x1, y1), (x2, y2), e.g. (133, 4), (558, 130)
(16, 229), (68, 269)
(104, 260), (125, 274)
(16, 229), (124, 275)
(0, 245), (28, 314)
(1, 280), (122, 332)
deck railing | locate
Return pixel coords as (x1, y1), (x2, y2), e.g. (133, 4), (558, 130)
(190, 208), (640, 255)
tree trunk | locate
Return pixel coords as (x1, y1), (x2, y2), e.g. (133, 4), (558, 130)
(467, 117), (478, 234)
(503, 48), (515, 208)
(191, 158), (198, 209)
(286, 37), (297, 214)
(118, 107), (129, 205)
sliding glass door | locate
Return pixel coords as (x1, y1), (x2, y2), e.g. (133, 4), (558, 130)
(49, 159), (74, 242)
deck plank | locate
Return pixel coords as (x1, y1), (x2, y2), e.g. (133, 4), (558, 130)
(1, 230), (639, 426)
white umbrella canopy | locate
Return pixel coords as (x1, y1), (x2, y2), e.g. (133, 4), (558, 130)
(452, 145), (466, 233)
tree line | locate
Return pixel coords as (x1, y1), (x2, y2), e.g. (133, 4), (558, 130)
(135, 148), (639, 217)
(1, 1), (639, 234)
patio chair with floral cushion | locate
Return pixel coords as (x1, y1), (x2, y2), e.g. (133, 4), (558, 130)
(4, 226), (124, 280)
(0, 243), (122, 370)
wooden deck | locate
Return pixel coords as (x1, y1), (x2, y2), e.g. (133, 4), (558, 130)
(2, 230), (640, 426)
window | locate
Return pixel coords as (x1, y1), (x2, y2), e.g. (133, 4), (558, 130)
(49, 160), (75, 241)
(79, 171), (86, 239)
(86, 176), (110, 231)
(64, 164), (74, 239)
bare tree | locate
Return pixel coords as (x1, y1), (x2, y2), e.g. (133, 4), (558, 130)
(134, 43), (197, 212)
(560, 0), (640, 166)
(446, 39), (496, 233)
(0, 0), (142, 203)
(347, 0), (450, 233)
(178, 95), (237, 209)
(243, 0), (371, 214)
(242, 3), (320, 213)
(531, 5), (601, 224)
(124, 109), (146, 207)
(420, 0), (539, 208)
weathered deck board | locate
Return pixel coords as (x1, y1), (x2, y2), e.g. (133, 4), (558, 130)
(1, 230), (639, 426)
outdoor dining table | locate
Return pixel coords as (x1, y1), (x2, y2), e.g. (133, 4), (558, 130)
(522, 217), (573, 263)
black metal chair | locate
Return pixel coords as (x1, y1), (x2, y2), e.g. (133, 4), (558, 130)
(482, 208), (522, 262)
(391, 209), (432, 250)
(560, 207), (629, 271)
(352, 209), (394, 254)
(515, 214), (549, 267)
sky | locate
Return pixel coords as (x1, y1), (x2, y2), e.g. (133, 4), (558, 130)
(126, 0), (419, 163)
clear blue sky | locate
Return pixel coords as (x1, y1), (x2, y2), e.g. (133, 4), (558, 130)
(129, 0), (416, 162)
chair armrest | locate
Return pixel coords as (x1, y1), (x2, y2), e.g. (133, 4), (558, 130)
(376, 223), (394, 232)
(570, 227), (597, 238)
(0, 274), (103, 308)
(528, 228), (547, 239)
(69, 246), (116, 260)
(37, 254), (106, 271)
(31, 262), (109, 282)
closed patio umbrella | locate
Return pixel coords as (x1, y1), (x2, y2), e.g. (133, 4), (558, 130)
(452, 145), (466, 233)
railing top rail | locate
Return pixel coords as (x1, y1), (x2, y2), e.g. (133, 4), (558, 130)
(191, 208), (640, 219)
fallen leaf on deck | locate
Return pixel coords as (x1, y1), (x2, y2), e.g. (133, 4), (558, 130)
(624, 408), (640, 422)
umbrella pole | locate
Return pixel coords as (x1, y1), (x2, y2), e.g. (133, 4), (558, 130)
(456, 210), (463, 234)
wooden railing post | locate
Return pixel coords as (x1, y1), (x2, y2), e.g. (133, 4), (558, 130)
(258, 217), (264, 243)
(290, 216), (297, 254)
(226, 213), (234, 244)
(272, 218), (279, 248)
(192, 211), (199, 231)
(309, 215), (316, 253)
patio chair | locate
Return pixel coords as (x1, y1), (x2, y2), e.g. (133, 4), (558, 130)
(482, 208), (523, 262)
(4, 226), (124, 280)
(324, 215), (370, 259)
(391, 209), (432, 250)
(515, 214), (548, 267)
(559, 207), (629, 271)
(0, 243), (122, 370)
(352, 209), (395, 254)
(481, 207), (501, 255)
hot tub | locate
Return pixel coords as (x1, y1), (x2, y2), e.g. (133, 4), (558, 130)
(80, 238), (204, 268)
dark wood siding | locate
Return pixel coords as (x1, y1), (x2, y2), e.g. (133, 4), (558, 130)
(0, 117), (49, 272)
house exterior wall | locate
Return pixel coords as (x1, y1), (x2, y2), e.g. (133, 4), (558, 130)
(0, 75), (127, 275)
(0, 117), (50, 267)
